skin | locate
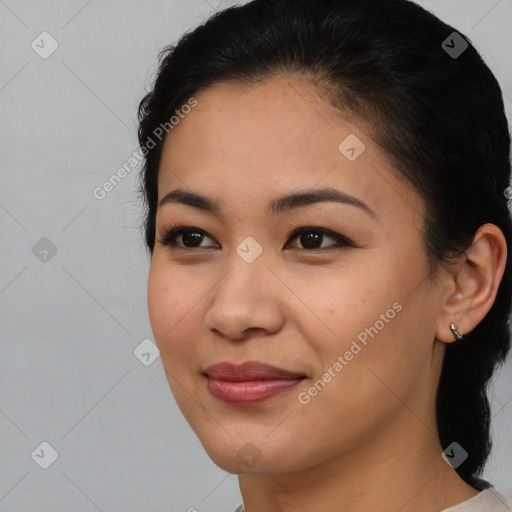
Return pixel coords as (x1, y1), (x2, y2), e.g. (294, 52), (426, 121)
(147, 76), (507, 512)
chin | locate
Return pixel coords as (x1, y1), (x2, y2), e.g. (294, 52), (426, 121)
(194, 429), (305, 475)
(204, 446), (285, 474)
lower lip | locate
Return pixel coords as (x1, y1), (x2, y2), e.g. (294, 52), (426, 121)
(206, 377), (304, 405)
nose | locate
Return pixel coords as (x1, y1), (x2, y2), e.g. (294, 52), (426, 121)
(203, 256), (285, 341)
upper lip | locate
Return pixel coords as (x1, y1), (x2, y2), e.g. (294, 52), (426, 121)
(203, 361), (306, 381)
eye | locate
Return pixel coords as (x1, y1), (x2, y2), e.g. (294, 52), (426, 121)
(285, 226), (355, 251)
(158, 226), (218, 249)
(158, 225), (355, 251)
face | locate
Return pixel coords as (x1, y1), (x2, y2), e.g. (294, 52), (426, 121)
(147, 76), (446, 475)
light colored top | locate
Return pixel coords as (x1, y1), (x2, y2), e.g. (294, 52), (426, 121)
(441, 488), (512, 512)
(232, 487), (512, 512)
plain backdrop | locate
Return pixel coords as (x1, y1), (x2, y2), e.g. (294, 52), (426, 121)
(0, 1), (511, 511)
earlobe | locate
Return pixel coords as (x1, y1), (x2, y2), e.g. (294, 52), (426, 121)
(435, 223), (508, 344)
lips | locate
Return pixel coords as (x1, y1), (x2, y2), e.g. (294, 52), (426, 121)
(203, 361), (306, 405)
(203, 361), (305, 381)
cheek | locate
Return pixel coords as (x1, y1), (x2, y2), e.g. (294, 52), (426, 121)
(147, 263), (170, 341)
(316, 266), (393, 343)
(147, 263), (202, 414)
(310, 258), (425, 387)
(147, 259), (200, 359)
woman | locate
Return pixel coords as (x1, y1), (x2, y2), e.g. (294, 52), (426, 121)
(136, 0), (512, 510)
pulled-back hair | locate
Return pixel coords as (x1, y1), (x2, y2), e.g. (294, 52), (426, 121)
(137, 0), (512, 490)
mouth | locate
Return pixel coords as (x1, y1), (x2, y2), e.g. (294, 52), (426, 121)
(202, 361), (307, 405)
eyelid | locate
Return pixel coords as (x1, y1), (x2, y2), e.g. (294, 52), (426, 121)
(158, 225), (355, 251)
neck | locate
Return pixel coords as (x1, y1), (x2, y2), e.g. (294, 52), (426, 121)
(238, 405), (479, 512)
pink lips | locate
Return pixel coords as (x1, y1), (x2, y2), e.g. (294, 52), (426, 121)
(203, 361), (306, 405)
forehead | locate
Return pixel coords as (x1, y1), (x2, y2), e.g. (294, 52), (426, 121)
(157, 76), (424, 223)
(165, 76), (347, 159)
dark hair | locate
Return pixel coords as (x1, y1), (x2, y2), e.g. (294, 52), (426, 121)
(136, 0), (512, 490)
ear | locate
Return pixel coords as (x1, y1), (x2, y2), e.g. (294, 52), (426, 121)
(435, 223), (508, 344)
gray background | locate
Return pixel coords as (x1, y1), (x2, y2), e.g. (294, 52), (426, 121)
(0, 1), (511, 511)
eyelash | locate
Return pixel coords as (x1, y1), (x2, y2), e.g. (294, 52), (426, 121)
(157, 225), (356, 252)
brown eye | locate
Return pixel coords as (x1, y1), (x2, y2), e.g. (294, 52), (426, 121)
(159, 227), (218, 249)
(285, 227), (355, 251)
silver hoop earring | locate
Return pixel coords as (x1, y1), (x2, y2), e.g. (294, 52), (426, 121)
(450, 322), (464, 342)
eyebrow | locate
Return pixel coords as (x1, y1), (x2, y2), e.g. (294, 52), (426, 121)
(158, 187), (376, 218)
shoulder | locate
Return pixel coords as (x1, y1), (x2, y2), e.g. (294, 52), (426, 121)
(483, 489), (512, 511)
(442, 488), (512, 512)
(230, 489), (512, 512)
